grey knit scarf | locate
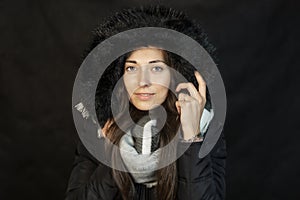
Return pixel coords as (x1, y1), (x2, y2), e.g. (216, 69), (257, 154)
(118, 108), (214, 184)
(119, 116), (160, 184)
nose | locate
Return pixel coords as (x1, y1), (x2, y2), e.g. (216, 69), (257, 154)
(139, 68), (151, 87)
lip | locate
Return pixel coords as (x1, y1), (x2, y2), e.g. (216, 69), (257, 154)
(134, 93), (155, 101)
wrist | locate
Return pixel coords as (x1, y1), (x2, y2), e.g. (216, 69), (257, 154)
(182, 127), (200, 140)
(181, 133), (203, 143)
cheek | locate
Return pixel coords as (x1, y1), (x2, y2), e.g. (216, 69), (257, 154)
(157, 73), (171, 102)
(151, 71), (171, 88)
(160, 87), (169, 98)
(123, 75), (137, 94)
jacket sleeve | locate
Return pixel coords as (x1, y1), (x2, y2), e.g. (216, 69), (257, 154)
(65, 141), (119, 200)
(176, 131), (226, 200)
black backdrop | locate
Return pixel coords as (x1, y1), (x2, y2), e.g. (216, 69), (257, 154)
(1, 0), (299, 199)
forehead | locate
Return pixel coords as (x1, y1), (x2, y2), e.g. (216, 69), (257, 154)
(126, 48), (165, 62)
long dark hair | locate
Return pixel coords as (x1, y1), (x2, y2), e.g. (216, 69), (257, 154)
(99, 49), (179, 200)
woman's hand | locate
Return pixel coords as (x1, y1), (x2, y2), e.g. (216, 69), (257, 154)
(175, 71), (206, 140)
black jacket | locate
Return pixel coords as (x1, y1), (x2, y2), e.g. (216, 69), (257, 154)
(65, 131), (226, 200)
(66, 5), (226, 200)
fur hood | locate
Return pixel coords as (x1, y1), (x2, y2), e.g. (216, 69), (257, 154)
(78, 5), (216, 132)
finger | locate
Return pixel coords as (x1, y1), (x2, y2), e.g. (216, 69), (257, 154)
(175, 101), (181, 114)
(176, 82), (201, 101)
(194, 71), (206, 99)
(178, 93), (194, 102)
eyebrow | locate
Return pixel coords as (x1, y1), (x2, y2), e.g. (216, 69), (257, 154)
(125, 60), (166, 64)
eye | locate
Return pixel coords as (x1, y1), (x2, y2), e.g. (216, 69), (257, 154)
(151, 66), (164, 72)
(125, 66), (137, 72)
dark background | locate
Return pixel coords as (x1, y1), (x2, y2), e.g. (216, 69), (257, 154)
(1, 0), (299, 199)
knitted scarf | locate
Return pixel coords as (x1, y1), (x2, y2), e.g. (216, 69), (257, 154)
(118, 108), (214, 184)
(119, 115), (160, 184)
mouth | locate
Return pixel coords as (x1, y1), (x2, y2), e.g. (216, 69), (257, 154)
(134, 93), (155, 100)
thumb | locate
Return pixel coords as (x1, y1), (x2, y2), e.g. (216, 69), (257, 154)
(175, 101), (181, 114)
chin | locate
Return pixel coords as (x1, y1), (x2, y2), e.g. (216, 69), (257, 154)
(134, 102), (161, 111)
(135, 105), (154, 111)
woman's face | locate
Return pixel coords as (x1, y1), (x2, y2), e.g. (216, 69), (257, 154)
(123, 48), (171, 111)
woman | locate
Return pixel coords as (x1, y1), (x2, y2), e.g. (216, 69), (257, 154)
(66, 5), (226, 200)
